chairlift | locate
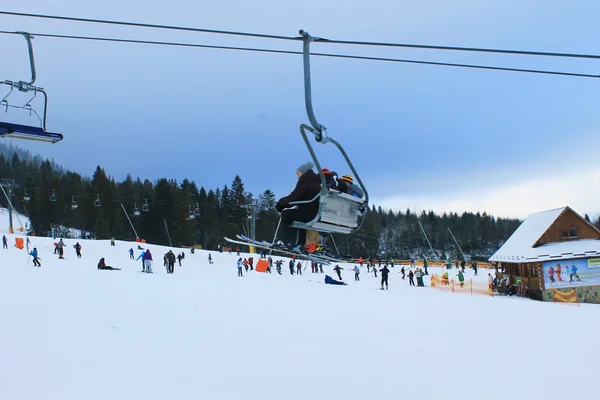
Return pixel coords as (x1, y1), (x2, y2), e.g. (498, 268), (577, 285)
(187, 205), (195, 220)
(70, 196), (78, 210)
(0, 32), (63, 143)
(141, 199), (149, 212)
(49, 190), (57, 202)
(287, 30), (369, 235)
(133, 202), (141, 217)
(193, 202), (200, 217)
(23, 188), (31, 202)
(94, 194), (101, 207)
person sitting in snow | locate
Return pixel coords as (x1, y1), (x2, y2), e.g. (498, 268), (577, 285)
(324, 274), (347, 286)
(97, 258), (120, 270)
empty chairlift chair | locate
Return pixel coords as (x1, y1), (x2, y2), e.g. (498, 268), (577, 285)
(0, 32), (63, 143)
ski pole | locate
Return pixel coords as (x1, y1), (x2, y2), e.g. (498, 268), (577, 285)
(268, 215), (283, 257)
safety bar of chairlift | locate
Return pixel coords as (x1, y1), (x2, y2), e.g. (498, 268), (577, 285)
(1, 81), (50, 132)
(299, 124), (369, 229)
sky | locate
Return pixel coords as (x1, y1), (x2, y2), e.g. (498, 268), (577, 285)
(1, 0), (599, 220)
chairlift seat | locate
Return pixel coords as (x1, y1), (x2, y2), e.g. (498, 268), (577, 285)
(290, 189), (366, 234)
(0, 122), (63, 144)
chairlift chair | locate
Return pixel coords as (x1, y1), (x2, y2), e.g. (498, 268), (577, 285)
(141, 199), (149, 212)
(133, 202), (141, 217)
(0, 32), (63, 143)
(288, 30), (369, 235)
(49, 190), (57, 202)
(193, 202), (200, 217)
(70, 196), (78, 210)
(187, 205), (195, 220)
(23, 188), (31, 202)
(94, 194), (101, 207)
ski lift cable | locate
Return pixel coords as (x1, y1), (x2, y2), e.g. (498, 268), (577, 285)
(0, 31), (597, 79)
(1, 11), (600, 60)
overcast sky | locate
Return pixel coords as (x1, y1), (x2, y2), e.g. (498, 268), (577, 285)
(1, 0), (599, 219)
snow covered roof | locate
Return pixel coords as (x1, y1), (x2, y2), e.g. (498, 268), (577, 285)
(489, 207), (600, 263)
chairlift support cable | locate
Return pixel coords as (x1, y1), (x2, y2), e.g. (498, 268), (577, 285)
(2, 11), (600, 61)
(0, 31), (597, 79)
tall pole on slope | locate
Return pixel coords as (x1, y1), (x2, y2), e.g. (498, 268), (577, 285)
(447, 226), (466, 260)
(417, 218), (437, 260)
(164, 218), (172, 247)
(120, 203), (139, 240)
(0, 179), (18, 234)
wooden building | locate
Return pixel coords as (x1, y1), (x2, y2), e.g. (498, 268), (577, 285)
(489, 206), (600, 303)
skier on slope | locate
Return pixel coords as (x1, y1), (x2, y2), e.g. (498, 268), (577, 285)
(73, 242), (82, 258)
(136, 250), (145, 271)
(275, 162), (321, 251)
(380, 265), (390, 290)
(237, 258), (244, 277)
(129, 248), (134, 260)
(143, 249), (153, 273)
(58, 239), (65, 259)
(30, 247), (41, 267)
(2, 235), (7, 249)
(333, 265), (343, 280)
(354, 265), (360, 281)
(167, 250), (176, 273)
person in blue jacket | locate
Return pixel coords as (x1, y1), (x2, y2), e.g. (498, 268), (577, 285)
(325, 275), (347, 286)
(30, 247), (41, 267)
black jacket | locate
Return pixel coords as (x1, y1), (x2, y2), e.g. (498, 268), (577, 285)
(167, 252), (176, 264)
(276, 170), (321, 213)
(380, 267), (390, 278)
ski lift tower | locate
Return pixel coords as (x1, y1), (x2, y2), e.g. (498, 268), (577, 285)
(0, 178), (19, 233)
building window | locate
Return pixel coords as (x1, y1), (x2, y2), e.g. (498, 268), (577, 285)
(561, 228), (578, 239)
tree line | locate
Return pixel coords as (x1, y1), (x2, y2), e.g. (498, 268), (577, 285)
(3, 143), (593, 260)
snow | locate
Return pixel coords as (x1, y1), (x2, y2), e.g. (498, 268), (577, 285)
(490, 206), (600, 262)
(1, 229), (599, 399)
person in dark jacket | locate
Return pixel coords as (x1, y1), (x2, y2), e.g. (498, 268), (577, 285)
(408, 269), (415, 286)
(177, 253), (183, 266)
(321, 168), (348, 193)
(167, 250), (176, 273)
(380, 265), (390, 290)
(333, 265), (343, 280)
(324, 274), (347, 286)
(97, 257), (120, 270)
(289, 259), (295, 275)
(73, 242), (82, 258)
(275, 162), (322, 248)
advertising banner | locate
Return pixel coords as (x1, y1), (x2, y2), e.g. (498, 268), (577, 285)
(543, 258), (600, 289)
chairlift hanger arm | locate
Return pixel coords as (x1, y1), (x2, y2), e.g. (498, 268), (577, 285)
(299, 30), (327, 143)
(12, 32), (37, 87)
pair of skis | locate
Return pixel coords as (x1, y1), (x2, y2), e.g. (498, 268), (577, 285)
(224, 235), (343, 264)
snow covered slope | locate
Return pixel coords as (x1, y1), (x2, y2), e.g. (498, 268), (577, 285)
(0, 234), (598, 400)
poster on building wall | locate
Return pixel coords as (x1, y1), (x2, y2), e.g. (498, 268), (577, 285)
(543, 258), (600, 289)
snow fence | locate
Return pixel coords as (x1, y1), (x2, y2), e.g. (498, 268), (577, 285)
(430, 273), (493, 297)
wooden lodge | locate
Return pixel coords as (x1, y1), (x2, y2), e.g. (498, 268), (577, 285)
(489, 206), (600, 303)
